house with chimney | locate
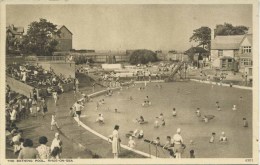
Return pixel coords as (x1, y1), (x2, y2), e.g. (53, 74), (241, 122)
(211, 33), (252, 72)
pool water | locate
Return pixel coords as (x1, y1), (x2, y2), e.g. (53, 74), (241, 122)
(81, 81), (252, 158)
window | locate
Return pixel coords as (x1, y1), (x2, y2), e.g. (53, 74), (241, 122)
(218, 50), (223, 57)
(240, 58), (252, 66)
(242, 46), (251, 53)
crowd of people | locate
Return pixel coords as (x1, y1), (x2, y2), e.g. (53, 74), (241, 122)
(5, 84), (65, 159)
(6, 62), (74, 88)
(10, 133), (63, 159)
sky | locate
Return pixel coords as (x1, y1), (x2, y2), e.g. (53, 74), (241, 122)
(6, 4), (252, 51)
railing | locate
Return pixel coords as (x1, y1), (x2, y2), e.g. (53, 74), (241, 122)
(36, 56), (66, 62)
(170, 61), (184, 76)
(23, 56), (75, 63)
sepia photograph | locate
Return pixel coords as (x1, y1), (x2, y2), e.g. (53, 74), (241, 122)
(1, 0), (258, 164)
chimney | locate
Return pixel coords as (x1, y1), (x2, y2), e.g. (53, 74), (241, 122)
(211, 28), (215, 40)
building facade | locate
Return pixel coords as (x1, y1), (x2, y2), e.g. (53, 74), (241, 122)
(54, 25), (73, 52)
(211, 34), (252, 71)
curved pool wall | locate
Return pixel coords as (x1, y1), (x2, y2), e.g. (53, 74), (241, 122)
(73, 86), (157, 158)
(190, 79), (252, 90)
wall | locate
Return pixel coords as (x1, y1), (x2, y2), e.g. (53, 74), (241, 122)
(6, 76), (34, 98)
(211, 49), (235, 59)
(6, 56), (26, 65)
(223, 50), (235, 58)
(240, 37), (251, 47)
(56, 39), (72, 51)
(39, 62), (51, 71)
(101, 64), (122, 70)
(55, 26), (73, 51)
(210, 50), (220, 68)
(210, 50), (218, 61)
(38, 61), (75, 78)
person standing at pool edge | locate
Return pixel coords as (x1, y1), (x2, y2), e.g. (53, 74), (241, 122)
(173, 128), (184, 158)
(112, 125), (121, 158)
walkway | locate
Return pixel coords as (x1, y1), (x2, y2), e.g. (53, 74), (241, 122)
(6, 86), (144, 159)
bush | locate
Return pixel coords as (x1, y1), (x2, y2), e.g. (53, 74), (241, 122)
(129, 49), (158, 65)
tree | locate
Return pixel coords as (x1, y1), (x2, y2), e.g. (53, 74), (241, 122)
(21, 18), (60, 56)
(189, 27), (211, 50)
(129, 49), (158, 65)
(215, 23), (248, 36)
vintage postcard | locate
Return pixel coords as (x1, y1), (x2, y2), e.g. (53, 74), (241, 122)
(0, 0), (258, 164)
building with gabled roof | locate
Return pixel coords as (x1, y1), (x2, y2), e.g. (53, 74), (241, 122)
(6, 24), (24, 36)
(6, 25), (24, 54)
(211, 34), (252, 71)
(53, 25), (73, 52)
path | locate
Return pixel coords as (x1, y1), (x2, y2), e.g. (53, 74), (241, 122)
(6, 86), (144, 159)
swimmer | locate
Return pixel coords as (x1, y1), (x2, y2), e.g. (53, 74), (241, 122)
(96, 114), (104, 124)
(202, 115), (215, 123)
(153, 137), (160, 145)
(137, 116), (145, 124)
(190, 150), (195, 158)
(101, 99), (105, 104)
(209, 132), (216, 143)
(161, 119), (166, 126)
(154, 117), (159, 128)
(128, 136), (136, 149)
(219, 132), (228, 142)
(159, 113), (164, 120)
(138, 130), (144, 139)
(96, 101), (100, 110)
(132, 129), (139, 137)
(217, 106), (221, 111)
(232, 105), (237, 111)
(243, 118), (248, 127)
(216, 101), (219, 107)
(172, 108), (177, 117)
(196, 108), (201, 117)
